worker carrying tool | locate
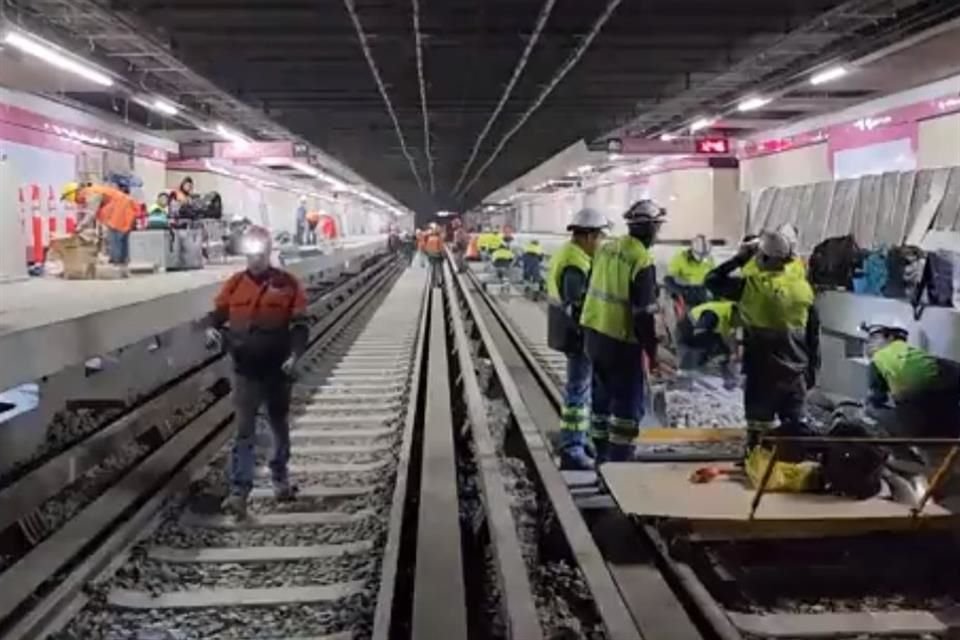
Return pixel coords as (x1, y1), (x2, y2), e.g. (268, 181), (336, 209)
(706, 230), (820, 453)
(665, 234), (714, 308)
(546, 208), (609, 470)
(676, 300), (739, 387)
(520, 239), (545, 296)
(204, 225), (309, 519)
(580, 200), (665, 463)
(62, 181), (139, 274)
(861, 318), (960, 440)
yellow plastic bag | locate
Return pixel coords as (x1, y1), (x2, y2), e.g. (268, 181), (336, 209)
(745, 446), (820, 493)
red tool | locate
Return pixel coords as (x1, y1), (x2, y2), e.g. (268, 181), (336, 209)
(689, 466), (736, 484)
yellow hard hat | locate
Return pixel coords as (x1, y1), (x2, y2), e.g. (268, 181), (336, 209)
(61, 181), (81, 202)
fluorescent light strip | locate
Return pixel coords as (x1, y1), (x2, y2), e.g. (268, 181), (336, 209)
(215, 123), (250, 145)
(659, 133), (677, 142)
(4, 31), (113, 87)
(737, 96), (772, 112)
(810, 65), (848, 86)
(151, 99), (179, 116)
(689, 117), (716, 132)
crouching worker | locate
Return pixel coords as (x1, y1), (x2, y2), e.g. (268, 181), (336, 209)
(546, 208), (609, 470)
(205, 226), (309, 518)
(677, 300), (739, 388)
(862, 318), (960, 441)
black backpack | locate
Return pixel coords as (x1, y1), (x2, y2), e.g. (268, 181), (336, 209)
(884, 245), (925, 300)
(809, 235), (861, 289)
(920, 250), (954, 307)
(819, 418), (885, 500)
(178, 192), (223, 220)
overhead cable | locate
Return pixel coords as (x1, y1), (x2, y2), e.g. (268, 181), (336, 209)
(450, 0), (557, 195)
(458, 0), (622, 199)
(342, 0), (425, 192)
(411, 0), (435, 193)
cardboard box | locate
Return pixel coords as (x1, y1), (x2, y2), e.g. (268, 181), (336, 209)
(46, 234), (99, 280)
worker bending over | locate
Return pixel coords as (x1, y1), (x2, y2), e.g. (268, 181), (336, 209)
(205, 226), (309, 518)
(546, 208), (609, 470)
(706, 231), (819, 452)
(521, 239), (545, 294)
(665, 234), (714, 308)
(862, 318), (960, 440)
(676, 300), (739, 387)
(580, 200), (665, 463)
(62, 181), (139, 274)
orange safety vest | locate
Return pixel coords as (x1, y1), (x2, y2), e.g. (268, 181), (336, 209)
(466, 234), (479, 259)
(424, 233), (443, 256)
(81, 184), (139, 233)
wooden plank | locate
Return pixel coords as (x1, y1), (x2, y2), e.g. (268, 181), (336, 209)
(108, 583), (364, 609)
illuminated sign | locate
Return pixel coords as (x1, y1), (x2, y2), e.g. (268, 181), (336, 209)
(694, 137), (730, 154)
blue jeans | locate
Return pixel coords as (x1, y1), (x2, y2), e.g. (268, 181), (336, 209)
(562, 352), (592, 433)
(230, 374), (292, 495)
(586, 331), (646, 445)
(107, 228), (129, 265)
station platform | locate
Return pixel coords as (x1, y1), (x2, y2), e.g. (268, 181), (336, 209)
(0, 237), (386, 391)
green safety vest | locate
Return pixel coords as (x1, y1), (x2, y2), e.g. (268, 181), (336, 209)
(546, 241), (591, 304)
(580, 235), (654, 343)
(739, 268), (813, 331)
(742, 256), (806, 279)
(491, 247), (514, 262)
(871, 340), (940, 399)
(524, 242), (544, 256)
(690, 300), (736, 338)
(667, 249), (714, 285)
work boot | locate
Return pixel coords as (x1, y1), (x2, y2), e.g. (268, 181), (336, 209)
(592, 438), (610, 465)
(273, 482), (300, 502)
(221, 493), (248, 519)
(607, 443), (636, 463)
(558, 431), (595, 471)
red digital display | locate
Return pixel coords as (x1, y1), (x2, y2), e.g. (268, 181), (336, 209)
(694, 137), (730, 154)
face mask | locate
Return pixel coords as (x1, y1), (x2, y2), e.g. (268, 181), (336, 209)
(629, 222), (660, 247)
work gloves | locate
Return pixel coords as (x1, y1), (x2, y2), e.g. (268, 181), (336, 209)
(281, 355), (298, 376)
(205, 327), (223, 351)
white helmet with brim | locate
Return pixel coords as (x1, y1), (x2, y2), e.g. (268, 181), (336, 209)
(567, 207), (610, 231)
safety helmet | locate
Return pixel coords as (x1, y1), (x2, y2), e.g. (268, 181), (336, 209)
(860, 316), (909, 337)
(690, 234), (710, 260)
(623, 199), (666, 224)
(567, 207), (609, 231)
(758, 230), (791, 259)
(240, 225), (273, 256)
(778, 223), (799, 252)
(61, 181), (81, 202)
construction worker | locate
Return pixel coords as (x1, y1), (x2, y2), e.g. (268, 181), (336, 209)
(676, 300), (739, 388)
(861, 318), (960, 439)
(204, 226), (309, 518)
(451, 219), (469, 273)
(665, 234), (714, 307)
(520, 239), (545, 293)
(423, 224), (445, 284)
(705, 230), (820, 452)
(146, 192), (170, 229)
(546, 208), (609, 470)
(741, 230), (807, 279)
(490, 241), (516, 284)
(580, 200), (665, 463)
(62, 181), (139, 273)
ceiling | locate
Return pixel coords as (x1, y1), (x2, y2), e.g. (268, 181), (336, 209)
(5, 0), (960, 220)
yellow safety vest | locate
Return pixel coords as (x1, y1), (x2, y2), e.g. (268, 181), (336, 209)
(871, 341), (940, 399)
(491, 247), (514, 262)
(690, 300), (736, 338)
(739, 268), (813, 331)
(742, 256), (806, 279)
(524, 242), (544, 256)
(547, 241), (591, 304)
(580, 235), (654, 344)
(667, 249), (714, 285)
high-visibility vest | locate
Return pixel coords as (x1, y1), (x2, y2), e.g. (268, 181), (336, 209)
(466, 234), (480, 259)
(742, 255), (806, 279)
(546, 241), (590, 305)
(667, 249), (714, 285)
(82, 184), (139, 233)
(689, 300), (736, 338)
(424, 233), (443, 256)
(580, 235), (654, 344)
(524, 242), (544, 256)
(871, 340), (940, 399)
(491, 247), (514, 262)
(739, 268), (813, 331)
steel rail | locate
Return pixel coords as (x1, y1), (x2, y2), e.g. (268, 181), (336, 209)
(0, 259), (406, 637)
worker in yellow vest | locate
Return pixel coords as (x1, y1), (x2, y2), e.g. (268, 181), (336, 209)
(706, 231), (819, 452)
(665, 234), (714, 308)
(676, 300), (739, 388)
(580, 200), (665, 463)
(546, 208), (609, 470)
(861, 318), (960, 440)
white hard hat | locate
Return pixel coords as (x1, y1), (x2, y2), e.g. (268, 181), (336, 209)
(690, 234), (710, 259)
(567, 208), (609, 231)
(778, 223), (799, 251)
(623, 199), (666, 224)
(860, 316), (909, 337)
(758, 230), (791, 259)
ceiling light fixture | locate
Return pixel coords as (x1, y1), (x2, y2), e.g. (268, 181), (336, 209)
(3, 31), (113, 87)
(151, 98), (179, 116)
(215, 123), (250, 145)
(810, 65), (848, 86)
(737, 96), (772, 112)
(689, 117), (716, 133)
(659, 133), (677, 142)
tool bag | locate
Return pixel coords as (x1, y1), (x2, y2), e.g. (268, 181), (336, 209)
(819, 417), (886, 500)
(809, 235), (861, 289)
(883, 245), (925, 300)
(919, 250), (955, 307)
(178, 192), (223, 220)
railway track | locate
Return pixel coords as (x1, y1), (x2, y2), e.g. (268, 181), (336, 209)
(463, 259), (960, 640)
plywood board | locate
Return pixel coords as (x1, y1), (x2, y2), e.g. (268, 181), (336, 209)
(602, 462), (952, 523)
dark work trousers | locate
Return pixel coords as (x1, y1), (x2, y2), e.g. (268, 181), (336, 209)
(743, 371), (806, 447)
(230, 373), (292, 496)
(585, 330), (646, 446)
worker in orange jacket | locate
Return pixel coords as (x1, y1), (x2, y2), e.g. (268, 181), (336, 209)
(62, 181), (140, 273)
(204, 225), (309, 519)
(423, 224), (445, 284)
